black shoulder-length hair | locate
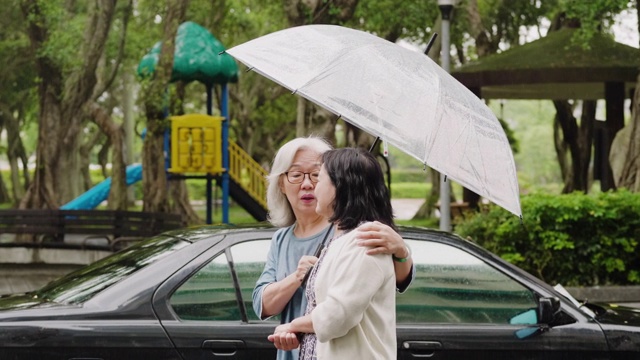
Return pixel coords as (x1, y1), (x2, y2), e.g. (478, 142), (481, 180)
(322, 147), (396, 232)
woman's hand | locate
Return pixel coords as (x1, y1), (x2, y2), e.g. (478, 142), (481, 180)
(268, 323), (300, 350)
(295, 255), (318, 282)
(356, 221), (408, 259)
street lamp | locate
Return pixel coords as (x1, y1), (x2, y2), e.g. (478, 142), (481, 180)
(438, 0), (456, 232)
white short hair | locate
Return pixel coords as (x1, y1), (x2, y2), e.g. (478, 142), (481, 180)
(266, 136), (333, 227)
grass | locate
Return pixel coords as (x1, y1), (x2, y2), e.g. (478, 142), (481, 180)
(195, 203), (261, 225)
(390, 182), (429, 199)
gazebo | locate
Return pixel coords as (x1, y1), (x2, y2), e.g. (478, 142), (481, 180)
(452, 27), (639, 192)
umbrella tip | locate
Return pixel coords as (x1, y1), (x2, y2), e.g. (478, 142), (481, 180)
(218, 50), (226, 55)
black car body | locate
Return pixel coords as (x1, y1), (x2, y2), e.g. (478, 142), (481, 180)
(1, 225), (640, 359)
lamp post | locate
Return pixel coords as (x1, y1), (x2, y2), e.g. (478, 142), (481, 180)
(438, 0), (455, 232)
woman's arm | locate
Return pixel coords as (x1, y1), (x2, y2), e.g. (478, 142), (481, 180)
(268, 315), (314, 350)
(355, 221), (414, 292)
(259, 255), (317, 317)
(253, 229), (318, 319)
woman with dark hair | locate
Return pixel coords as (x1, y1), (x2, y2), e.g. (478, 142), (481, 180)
(256, 137), (413, 360)
(269, 147), (398, 359)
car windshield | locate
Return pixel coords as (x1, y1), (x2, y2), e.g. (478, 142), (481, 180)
(34, 235), (190, 305)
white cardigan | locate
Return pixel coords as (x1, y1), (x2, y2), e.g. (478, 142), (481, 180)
(311, 229), (397, 360)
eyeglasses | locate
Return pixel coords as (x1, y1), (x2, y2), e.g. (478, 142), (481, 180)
(284, 171), (320, 184)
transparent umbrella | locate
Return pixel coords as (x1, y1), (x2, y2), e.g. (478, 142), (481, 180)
(226, 25), (521, 217)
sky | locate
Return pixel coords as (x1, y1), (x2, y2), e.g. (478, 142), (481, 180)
(612, 8), (639, 48)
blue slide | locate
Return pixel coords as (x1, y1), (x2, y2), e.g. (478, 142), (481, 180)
(61, 164), (143, 210)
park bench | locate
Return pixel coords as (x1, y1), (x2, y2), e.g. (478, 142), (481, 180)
(0, 209), (184, 251)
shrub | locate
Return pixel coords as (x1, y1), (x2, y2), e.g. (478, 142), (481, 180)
(455, 190), (640, 286)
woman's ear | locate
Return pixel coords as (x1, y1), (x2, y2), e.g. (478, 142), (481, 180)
(278, 175), (285, 193)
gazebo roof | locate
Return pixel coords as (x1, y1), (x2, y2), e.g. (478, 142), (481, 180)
(452, 28), (639, 100)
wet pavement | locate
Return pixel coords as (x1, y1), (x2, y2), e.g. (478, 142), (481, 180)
(391, 198), (423, 220)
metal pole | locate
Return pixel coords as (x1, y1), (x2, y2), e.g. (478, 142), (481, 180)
(206, 84), (213, 224)
(221, 83), (230, 224)
(438, 1), (454, 232)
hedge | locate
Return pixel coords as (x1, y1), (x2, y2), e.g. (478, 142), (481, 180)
(454, 190), (640, 286)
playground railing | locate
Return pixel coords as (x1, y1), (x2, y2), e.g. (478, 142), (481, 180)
(0, 209), (184, 251)
(228, 141), (268, 209)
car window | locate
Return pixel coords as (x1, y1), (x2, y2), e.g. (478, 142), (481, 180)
(36, 235), (190, 305)
(397, 239), (537, 324)
(170, 239), (270, 321)
(228, 239), (272, 321)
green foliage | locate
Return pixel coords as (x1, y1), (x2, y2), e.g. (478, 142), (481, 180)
(34, 0), (88, 77)
(563, 0), (632, 47)
(489, 100), (562, 189)
(475, 0), (560, 45)
(455, 191), (640, 286)
(352, 0), (440, 43)
(497, 117), (519, 154)
(391, 169), (429, 183)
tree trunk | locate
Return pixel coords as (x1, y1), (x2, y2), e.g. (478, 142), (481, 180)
(0, 103), (30, 205)
(87, 102), (127, 210)
(296, 97), (306, 137)
(79, 130), (104, 191)
(141, 0), (189, 213)
(0, 122), (11, 202)
(413, 168), (440, 219)
(20, 0), (117, 209)
(170, 180), (202, 225)
(553, 113), (571, 186)
(615, 78), (640, 191)
(611, 0), (640, 191)
(553, 100), (594, 193)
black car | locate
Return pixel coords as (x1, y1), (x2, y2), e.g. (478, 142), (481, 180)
(1, 225), (640, 359)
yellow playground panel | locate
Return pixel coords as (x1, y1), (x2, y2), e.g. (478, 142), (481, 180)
(169, 114), (224, 174)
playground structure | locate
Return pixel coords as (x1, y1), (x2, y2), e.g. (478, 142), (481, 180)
(62, 21), (268, 224)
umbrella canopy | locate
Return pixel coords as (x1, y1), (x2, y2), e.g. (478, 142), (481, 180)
(226, 25), (521, 217)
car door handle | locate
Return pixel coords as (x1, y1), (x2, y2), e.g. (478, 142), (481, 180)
(402, 341), (442, 358)
(202, 340), (246, 356)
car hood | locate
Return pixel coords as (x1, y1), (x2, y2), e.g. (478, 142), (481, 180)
(588, 303), (640, 352)
(593, 303), (640, 326)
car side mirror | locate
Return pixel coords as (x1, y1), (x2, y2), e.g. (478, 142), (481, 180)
(513, 297), (561, 340)
(538, 297), (560, 324)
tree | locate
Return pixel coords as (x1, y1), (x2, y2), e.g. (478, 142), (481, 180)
(140, 0), (189, 213)
(0, 2), (34, 205)
(611, 0), (640, 191)
(19, 0), (130, 210)
(559, 0), (634, 192)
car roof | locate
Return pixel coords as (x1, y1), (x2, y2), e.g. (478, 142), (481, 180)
(164, 223), (474, 249)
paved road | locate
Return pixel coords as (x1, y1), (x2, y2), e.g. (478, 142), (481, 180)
(391, 198), (423, 220)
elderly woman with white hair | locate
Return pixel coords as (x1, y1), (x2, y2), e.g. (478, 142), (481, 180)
(253, 136), (414, 360)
